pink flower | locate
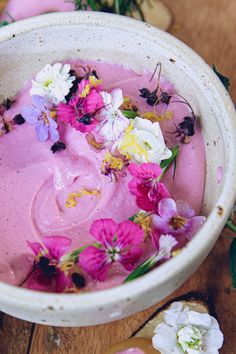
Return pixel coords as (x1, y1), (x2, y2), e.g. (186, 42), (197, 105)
(57, 82), (103, 133)
(128, 162), (170, 212)
(79, 219), (145, 281)
(152, 198), (206, 239)
(26, 236), (72, 293)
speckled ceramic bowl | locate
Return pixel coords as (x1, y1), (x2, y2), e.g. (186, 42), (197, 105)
(0, 12), (236, 327)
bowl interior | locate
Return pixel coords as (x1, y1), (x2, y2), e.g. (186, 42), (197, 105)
(0, 14), (230, 217)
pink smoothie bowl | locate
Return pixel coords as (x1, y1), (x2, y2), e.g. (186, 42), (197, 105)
(0, 12), (236, 327)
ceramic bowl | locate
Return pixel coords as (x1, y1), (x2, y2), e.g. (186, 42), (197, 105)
(0, 12), (236, 327)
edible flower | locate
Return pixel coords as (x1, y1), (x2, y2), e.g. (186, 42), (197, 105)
(30, 63), (75, 104)
(26, 236), (72, 293)
(152, 198), (206, 239)
(117, 117), (172, 164)
(101, 152), (129, 178)
(21, 95), (59, 142)
(152, 302), (224, 354)
(57, 80), (103, 133)
(95, 88), (129, 144)
(79, 218), (144, 281)
(128, 162), (170, 211)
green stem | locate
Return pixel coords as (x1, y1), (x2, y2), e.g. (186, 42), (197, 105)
(226, 218), (236, 233)
(115, 0), (120, 14)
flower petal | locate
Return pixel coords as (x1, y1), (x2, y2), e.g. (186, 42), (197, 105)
(55, 271), (72, 293)
(42, 236), (72, 261)
(79, 246), (111, 281)
(31, 95), (49, 110)
(119, 245), (143, 271)
(27, 241), (44, 256)
(186, 216), (206, 240)
(152, 323), (182, 354)
(187, 310), (212, 328)
(111, 88), (123, 110)
(116, 220), (144, 248)
(21, 106), (40, 125)
(203, 328), (224, 352)
(26, 268), (53, 292)
(89, 218), (118, 248)
(176, 199), (195, 218)
(35, 121), (49, 142)
(158, 198), (177, 219)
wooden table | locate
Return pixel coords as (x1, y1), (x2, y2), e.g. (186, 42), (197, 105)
(0, 1), (236, 353)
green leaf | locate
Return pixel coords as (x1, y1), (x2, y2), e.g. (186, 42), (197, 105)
(0, 20), (9, 28)
(212, 64), (230, 91)
(87, 0), (98, 11)
(121, 110), (138, 119)
(160, 145), (179, 175)
(124, 254), (157, 282)
(229, 239), (236, 288)
(226, 218), (236, 234)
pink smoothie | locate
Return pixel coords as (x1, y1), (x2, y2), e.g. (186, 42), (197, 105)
(0, 61), (206, 290)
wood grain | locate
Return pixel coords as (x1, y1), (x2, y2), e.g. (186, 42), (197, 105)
(0, 1), (236, 353)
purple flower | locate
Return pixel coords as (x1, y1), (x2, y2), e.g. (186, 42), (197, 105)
(21, 95), (59, 142)
(26, 236), (72, 293)
(152, 198), (206, 239)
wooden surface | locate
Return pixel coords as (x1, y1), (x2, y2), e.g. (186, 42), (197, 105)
(1, 1), (236, 353)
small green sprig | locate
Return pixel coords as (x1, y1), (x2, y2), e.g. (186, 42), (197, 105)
(74, 0), (145, 20)
(230, 239), (236, 288)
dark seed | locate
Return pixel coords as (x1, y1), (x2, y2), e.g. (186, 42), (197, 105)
(2, 98), (15, 110)
(161, 92), (172, 105)
(146, 91), (158, 106)
(39, 256), (49, 268)
(178, 116), (195, 136)
(139, 87), (151, 98)
(79, 114), (92, 125)
(13, 114), (25, 125)
(51, 141), (66, 154)
(72, 273), (86, 288)
(91, 70), (99, 79)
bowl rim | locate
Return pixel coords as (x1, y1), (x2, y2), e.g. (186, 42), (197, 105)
(0, 11), (236, 311)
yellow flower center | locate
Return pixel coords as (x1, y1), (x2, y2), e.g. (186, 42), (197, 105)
(43, 79), (53, 88)
(169, 216), (187, 230)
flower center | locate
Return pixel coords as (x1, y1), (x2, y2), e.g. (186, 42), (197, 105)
(38, 256), (57, 276)
(106, 247), (120, 262)
(177, 325), (203, 353)
(169, 215), (187, 230)
(43, 79), (53, 88)
(42, 112), (49, 125)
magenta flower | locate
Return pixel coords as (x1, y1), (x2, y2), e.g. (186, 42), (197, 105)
(57, 84), (104, 133)
(128, 162), (170, 212)
(152, 198), (206, 239)
(79, 218), (145, 281)
(21, 95), (59, 142)
(26, 236), (72, 293)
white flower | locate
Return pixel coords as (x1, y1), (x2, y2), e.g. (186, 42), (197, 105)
(156, 234), (178, 261)
(117, 117), (171, 163)
(152, 302), (224, 354)
(30, 63), (75, 104)
(95, 88), (129, 144)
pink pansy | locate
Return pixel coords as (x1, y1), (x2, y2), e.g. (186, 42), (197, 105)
(128, 162), (170, 212)
(152, 198), (206, 239)
(79, 218), (145, 281)
(57, 80), (104, 133)
(26, 236), (72, 293)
